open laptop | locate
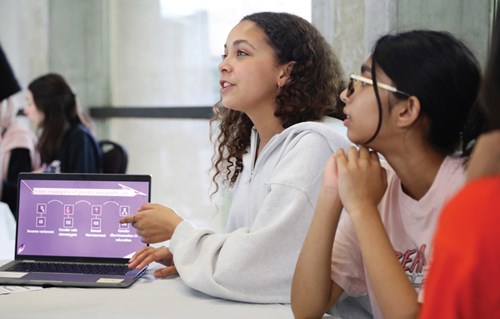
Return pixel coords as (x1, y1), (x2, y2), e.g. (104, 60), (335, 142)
(0, 173), (151, 288)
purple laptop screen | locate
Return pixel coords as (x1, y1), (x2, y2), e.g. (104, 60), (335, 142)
(16, 177), (149, 259)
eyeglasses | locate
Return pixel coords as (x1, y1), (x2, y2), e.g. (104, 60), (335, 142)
(346, 74), (410, 98)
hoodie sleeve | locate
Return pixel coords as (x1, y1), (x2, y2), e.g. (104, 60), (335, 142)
(169, 125), (353, 303)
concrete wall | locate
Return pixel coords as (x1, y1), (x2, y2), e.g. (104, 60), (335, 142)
(313, 0), (493, 76)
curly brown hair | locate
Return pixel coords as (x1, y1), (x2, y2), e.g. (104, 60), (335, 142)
(210, 12), (345, 193)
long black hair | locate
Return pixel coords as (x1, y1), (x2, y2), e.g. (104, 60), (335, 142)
(28, 73), (91, 164)
(367, 30), (482, 155)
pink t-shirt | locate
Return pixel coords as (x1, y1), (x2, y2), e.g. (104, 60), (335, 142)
(331, 156), (466, 319)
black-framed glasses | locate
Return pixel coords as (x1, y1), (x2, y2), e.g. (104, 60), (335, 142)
(346, 74), (410, 98)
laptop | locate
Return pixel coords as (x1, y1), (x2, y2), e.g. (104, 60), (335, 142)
(0, 173), (151, 288)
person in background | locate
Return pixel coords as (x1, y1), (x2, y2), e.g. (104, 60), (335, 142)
(419, 10), (500, 319)
(291, 30), (482, 319)
(120, 12), (352, 303)
(0, 43), (40, 218)
(24, 73), (101, 174)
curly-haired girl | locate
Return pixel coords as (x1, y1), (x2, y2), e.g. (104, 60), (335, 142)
(121, 11), (351, 303)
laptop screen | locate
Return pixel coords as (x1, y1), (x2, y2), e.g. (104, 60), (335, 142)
(15, 173), (151, 260)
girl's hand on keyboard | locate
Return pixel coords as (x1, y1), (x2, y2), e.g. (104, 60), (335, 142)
(128, 246), (177, 278)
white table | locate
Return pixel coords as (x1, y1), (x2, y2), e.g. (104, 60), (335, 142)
(0, 264), (319, 319)
(0, 203), (335, 319)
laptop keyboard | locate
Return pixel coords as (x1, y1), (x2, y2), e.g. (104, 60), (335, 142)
(8, 262), (131, 275)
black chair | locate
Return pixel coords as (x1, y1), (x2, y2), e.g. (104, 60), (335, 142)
(98, 140), (128, 174)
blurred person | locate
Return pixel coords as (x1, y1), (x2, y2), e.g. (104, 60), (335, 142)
(24, 73), (101, 174)
(0, 43), (40, 218)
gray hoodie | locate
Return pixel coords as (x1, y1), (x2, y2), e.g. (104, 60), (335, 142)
(170, 119), (353, 303)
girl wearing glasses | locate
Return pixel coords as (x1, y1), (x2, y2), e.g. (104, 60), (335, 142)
(292, 30), (482, 319)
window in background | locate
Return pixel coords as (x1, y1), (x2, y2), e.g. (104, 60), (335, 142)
(109, 0), (310, 107)
(107, 0), (310, 228)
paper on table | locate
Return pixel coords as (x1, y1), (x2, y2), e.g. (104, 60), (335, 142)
(0, 285), (43, 295)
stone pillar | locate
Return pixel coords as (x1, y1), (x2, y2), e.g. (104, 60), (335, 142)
(313, 0), (492, 75)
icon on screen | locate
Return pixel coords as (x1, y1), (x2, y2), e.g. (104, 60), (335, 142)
(92, 205), (102, 216)
(64, 205), (74, 215)
(119, 206), (130, 216)
(63, 217), (74, 228)
(36, 217), (46, 227)
(37, 203), (47, 214)
(91, 218), (101, 229)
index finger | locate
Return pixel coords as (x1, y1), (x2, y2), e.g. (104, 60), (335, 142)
(369, 149), (381, 162)
(138, 203), (155, 211)
(119, 214), (136, 224)
(358, 146), (371, 159)
(335, 147), (349, 169)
